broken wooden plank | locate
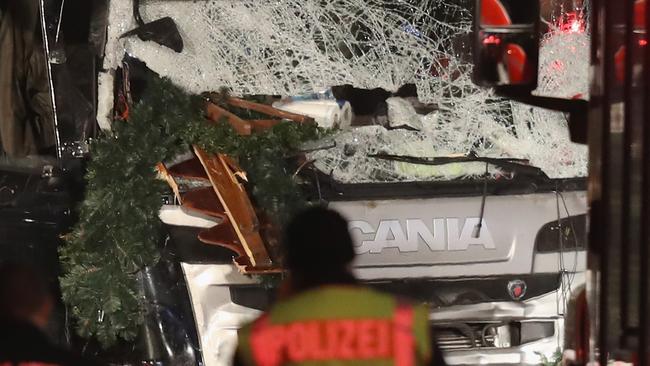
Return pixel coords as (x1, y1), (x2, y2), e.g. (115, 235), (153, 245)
(234, 256), (283, 274)
(159, 159), (260, 267)
(193, 147), (272, 267)
(227, 97), (314, 124)
(181, 187), (228, 221)
(167, 158), (209, 181)
(198, 224), (244, 257)
(220, 155), (247, 182)
(157, 162), (183, 203)
(249, 119), (282, 132)
(206, 102), (252, 135)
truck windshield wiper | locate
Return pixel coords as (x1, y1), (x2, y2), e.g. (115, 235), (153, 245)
(368, 153), (549, 179)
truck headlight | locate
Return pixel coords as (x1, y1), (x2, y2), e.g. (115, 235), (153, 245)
(517, 321), (556, 344)
(488, 321), (555, 347)
(435, 320), (556, 350)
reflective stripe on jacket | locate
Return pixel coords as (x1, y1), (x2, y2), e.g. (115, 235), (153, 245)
(236, 286), (432, 366)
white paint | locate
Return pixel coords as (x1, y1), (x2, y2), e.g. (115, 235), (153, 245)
(96, 72), (114, 131)
(159, 205), (219, 228)
(350, 218), (496, 254)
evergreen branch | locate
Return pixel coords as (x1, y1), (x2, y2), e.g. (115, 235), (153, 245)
(59, 75), (325, 347)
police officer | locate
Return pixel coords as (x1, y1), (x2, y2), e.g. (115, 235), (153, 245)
(234, 207), (447, 366)
(0, 262), (104, 366)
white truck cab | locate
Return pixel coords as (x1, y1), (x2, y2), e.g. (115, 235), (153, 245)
(164, 176), (587, 366)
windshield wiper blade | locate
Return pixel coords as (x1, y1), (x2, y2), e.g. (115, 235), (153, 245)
(368, 153), (549, 179)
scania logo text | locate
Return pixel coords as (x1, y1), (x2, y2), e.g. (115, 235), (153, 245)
(349, 218), (496, 254)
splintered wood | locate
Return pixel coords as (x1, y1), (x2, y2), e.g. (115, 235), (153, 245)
(204, 97), (314, 136)
(206, 102), (252, 135)
(156, 99), (314, 273)
(226, 97), (313, 124)
(158, 150), (277, 273)
(193, 147), (272, 268)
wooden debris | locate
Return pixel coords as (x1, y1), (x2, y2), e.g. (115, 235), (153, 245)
(227, 97), (314, 124)
(249, 119), (282, 132)
(194, 147), (272, 268)
(220, 155), (247, 182)
(158, 98), (313, 273)
(181, 187), (227, 220)
(206, 102), (252, 135)
(166, 158), (209, 180)
(198, 224), (243, 257)
(233, 257), (283, 274)
(157, 162), (183, 203)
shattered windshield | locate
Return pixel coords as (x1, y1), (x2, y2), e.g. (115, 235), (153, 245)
(105, 0), (588, 183)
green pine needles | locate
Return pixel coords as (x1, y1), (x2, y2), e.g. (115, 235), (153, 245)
(59, 76), (324, 346)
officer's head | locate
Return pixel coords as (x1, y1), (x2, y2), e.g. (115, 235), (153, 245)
(283, 206), (356, 280)
(0, 262), (53, 328)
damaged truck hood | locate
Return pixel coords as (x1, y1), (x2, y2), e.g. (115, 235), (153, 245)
(325, 184), (587, 279)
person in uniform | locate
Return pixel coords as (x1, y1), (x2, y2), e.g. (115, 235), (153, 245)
(234, 206), (447, 366)
(0, 262), (103, 366)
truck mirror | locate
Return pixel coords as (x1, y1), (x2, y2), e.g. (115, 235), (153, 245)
(472, 0), (541, 92)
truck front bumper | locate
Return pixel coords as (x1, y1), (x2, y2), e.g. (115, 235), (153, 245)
(181, 263), (582, 366)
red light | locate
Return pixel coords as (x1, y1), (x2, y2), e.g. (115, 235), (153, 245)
(570, 20), (581, 32)
(483, 35), (501, 45)
(639, 39), (648, 46)
(559, 12), (585, 34)
(551, 60), (565, 72)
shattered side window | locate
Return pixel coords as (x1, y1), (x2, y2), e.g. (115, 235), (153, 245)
(105, 0), (589, 183)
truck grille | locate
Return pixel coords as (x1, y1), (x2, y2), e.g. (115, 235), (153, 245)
(432, 321), (556, 351)
(433, 323), (499, 350)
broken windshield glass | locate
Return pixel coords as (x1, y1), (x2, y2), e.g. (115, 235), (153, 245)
(102, 0), (589, 183)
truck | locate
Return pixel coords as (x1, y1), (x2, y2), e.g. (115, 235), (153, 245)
(160, 168), (587, 365)
(0, 0), (592, 365)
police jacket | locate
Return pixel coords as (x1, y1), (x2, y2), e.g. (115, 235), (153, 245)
(235, 285), (446, 366)
(0, 320), (101, 366)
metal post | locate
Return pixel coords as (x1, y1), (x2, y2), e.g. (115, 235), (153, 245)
(621, 0), (635, 341)
(38, 0), (63, 160)
(640, 0), (650, 361)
